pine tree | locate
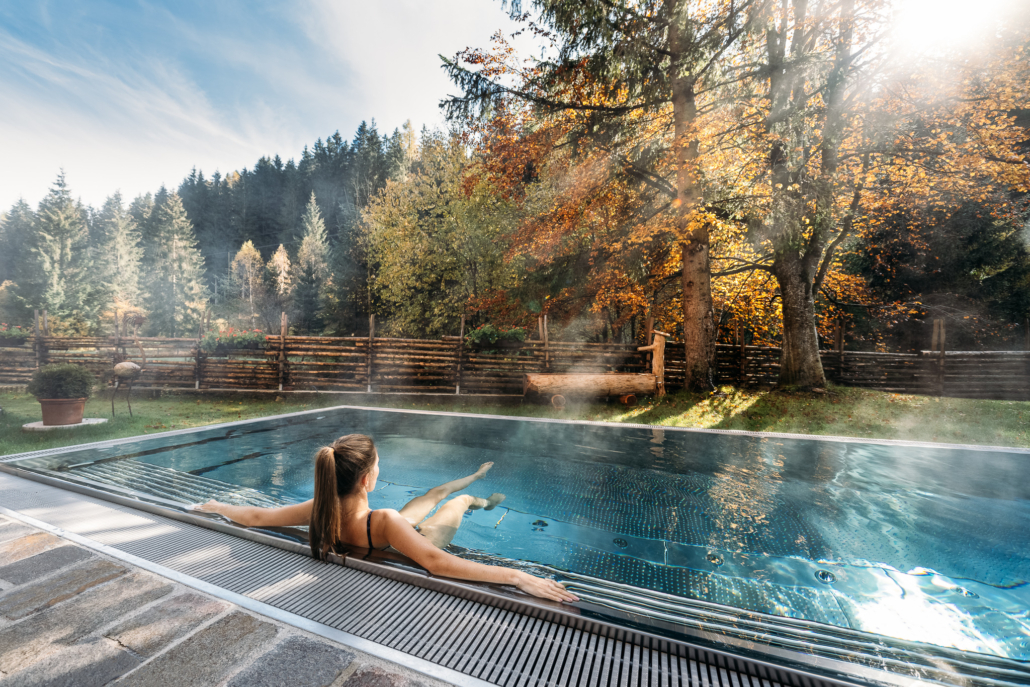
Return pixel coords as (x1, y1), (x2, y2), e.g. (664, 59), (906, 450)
(143, 193), (208, 337)
(0, 199), (35, 324)
(15, 173), (107, 333)
(293, 193), (330, 332)
(128, 193), (156, 251)
(97, 192), (144, 308)
(296, 193), (330, 281)
(292, 261), (324, 333)
(0, 199), (35, 288)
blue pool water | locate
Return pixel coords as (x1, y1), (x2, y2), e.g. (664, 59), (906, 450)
(9, 406), (1030, 664)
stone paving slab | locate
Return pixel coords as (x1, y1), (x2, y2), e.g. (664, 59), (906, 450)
(115, 610), (279, 687)
(344, 666), (430, 687)
(0, 558), (127, 620)
(2, 637), (140, 687)
(225, 635), (356, 687)
(0, 519), (454, 686)
(0, 531), (65, 565)
(0, 522), (35, 544)
(0, 544), (93, 584)
(105, 591), (228, 658)
(0, 571), (173, 674)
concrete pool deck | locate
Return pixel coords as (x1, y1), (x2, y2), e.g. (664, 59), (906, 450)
(0, 513), (446, 687)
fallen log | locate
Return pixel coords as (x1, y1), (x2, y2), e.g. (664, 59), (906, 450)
(523, 372), (656, 398)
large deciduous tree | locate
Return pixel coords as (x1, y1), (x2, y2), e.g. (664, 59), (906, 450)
(362, 131), (519, 337)
(728, 0), (1030, 386)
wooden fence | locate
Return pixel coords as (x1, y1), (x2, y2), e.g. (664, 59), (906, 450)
(1, 333), (1027, 401)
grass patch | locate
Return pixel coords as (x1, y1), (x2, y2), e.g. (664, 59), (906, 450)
(1, 384), (1027, 458)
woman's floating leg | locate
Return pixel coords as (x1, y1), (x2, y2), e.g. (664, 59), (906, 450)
(418, 493), (506, 548)
(398, 462), (495, 525)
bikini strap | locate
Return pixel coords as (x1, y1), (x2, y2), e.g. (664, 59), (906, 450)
(366, 510), (374, 550)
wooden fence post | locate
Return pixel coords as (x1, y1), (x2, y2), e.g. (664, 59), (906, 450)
(638, 330), (668, 396)
(41, 310), (49, 338)
(278, 312), (287, 392)
(1024, 316), (1029, 350)
(367, 314), (375, 393)
(644, 314), (654, 371)
(543, 314), (550, 370)
(32, 309), (40, 370)
(835, 318), (845, 383)
(932, 318), (946, 396)
(738, 327), (747, 388)
(455, 314), (465, 395)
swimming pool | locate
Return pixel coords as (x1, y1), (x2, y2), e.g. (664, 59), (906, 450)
(6, 406), (1029, 679)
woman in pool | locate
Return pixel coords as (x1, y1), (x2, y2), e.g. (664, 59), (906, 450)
(196, 434), (577, 603)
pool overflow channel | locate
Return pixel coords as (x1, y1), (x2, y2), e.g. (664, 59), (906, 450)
(2, 406), (1029, 687)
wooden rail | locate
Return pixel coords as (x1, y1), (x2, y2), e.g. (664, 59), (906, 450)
(0, 335), (1027, 401)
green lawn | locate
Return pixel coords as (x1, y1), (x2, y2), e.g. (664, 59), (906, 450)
(1, 385), (1027, 457)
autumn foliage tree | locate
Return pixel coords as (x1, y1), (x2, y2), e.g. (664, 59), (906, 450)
(445, 0), (764, 388)
(722, 0), (1030, 385)
(449, 0), (1029, 389)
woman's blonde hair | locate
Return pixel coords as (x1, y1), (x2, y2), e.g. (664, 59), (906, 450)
(310, 434), (377, 560)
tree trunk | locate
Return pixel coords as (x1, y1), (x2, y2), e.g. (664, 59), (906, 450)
(670, 0), (715, 390)
(774, 257), (826, 388)
(524, 373), (657, 398)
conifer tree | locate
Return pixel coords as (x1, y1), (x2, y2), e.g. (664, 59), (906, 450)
(0, 199), (35, 323)
(97, 192), (144, 308)
(293, 193), (330, 332)
(296, 193), (330, 281)
(0, 200), (35, 288)
(143, 192), (208, 337)
(292, 261), (324, 333)
(15, 173), (106, 333)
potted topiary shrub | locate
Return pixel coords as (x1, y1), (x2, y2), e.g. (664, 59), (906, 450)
(27, 363), (96, 425)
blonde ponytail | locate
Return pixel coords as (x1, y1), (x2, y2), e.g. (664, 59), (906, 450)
(308, 434), (378, 561)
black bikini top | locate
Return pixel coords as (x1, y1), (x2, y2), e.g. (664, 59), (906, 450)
(366, 510), (389, 550)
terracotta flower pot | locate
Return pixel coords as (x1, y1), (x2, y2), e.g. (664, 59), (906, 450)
(38, 398), (87, 426)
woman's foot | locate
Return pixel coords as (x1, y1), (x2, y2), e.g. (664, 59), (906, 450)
(484, 492), (506, 511)
(473, 462), (494, 479)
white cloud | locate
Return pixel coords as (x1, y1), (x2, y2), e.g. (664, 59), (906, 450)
(0, 1), (546, 210)
(298, 0), (547, 132)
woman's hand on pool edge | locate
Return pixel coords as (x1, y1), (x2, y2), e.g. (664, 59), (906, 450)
(514, 572), (580, 603)
(192, 500), (224, 515)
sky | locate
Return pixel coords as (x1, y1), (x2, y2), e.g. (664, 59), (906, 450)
(0, 0), (544, 210)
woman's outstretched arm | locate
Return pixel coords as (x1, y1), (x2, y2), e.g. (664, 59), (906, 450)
(193, 499), (313, 528)
(378, 509), (578, 603)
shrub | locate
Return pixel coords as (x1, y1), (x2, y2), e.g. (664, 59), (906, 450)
(465, 324), (529, 347)
(199, 328), (268, 353)
(0, 323), (30, 340)
(27, 363), (96, 399)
